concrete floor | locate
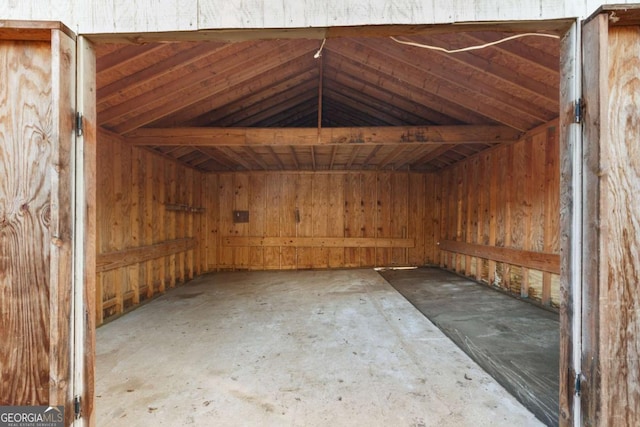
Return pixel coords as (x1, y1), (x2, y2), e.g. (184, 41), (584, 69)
(380, 268), (559, 426)
(96, 269), (543, 426)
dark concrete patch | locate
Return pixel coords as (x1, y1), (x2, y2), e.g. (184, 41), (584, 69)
(380, 267), (559, 427)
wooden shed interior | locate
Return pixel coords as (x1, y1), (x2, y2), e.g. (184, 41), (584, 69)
(93, 24), (563, 325)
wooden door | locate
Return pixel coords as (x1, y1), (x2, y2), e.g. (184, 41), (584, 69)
(561, 5), (640, 426)
(0, 22), (80, 426)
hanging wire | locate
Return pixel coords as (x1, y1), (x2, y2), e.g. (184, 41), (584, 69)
(314, 38), (327, 59)
(389, 32), (560, 54)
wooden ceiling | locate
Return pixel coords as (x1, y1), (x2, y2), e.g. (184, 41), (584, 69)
(95, 29), (560, 172)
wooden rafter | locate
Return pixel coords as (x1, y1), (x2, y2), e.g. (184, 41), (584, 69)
(356, 38), (554, 123)
(176, 62), (319, 127)
(98, 42), (228, 104)
(333, 38), (535, 130)
(428, 33), (559, 103)
(325, 47), (489, 125)
(104, 39), (319, 132)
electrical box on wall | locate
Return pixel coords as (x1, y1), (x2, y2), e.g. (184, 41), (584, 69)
(233, 210), (249, 223)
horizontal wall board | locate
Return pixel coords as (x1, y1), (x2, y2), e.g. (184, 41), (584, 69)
(439, 240), (560, 274)
(223, 237), (414, 248)
(96, 238), (197, 272)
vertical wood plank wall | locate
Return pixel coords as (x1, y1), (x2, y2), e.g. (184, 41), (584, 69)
(96, 123), (561, 323)
(436, 122), (561, 307)
(96, 130), (207, 324)
(209, 171), (438, 271)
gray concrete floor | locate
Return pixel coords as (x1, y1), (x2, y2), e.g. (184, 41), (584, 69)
(96, 269), (543, 426)
(379, 268), (559, 426)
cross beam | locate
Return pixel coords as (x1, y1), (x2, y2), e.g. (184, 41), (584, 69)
(125, 126), (521, 146)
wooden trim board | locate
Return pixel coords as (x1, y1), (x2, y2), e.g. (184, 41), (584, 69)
(439, 240), (559, 274)
(97, 238), (197, 272)
(223, 237), (415, 248)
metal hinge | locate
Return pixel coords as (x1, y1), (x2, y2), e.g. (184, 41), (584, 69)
(74, 395), (82, 419)
(575, 373), (582, 396)
(574, 98), (584, 124)
(76, 112), (84, 137)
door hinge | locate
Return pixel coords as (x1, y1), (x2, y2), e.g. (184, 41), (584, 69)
(575, 373), (583, 396)
(574, 98), (584, 124)
(74, 395), (82, 419)
(75, 112), (84, 137)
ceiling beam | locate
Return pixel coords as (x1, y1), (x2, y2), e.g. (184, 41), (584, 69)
(126, 125), (521, 147)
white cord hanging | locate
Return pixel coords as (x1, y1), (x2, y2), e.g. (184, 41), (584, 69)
(389, 32), (560, 54)
(314, 38), (327, 59)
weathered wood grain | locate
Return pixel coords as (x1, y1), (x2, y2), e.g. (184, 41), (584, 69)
(580, 14), (607, 426)
(0, 39), (53, 406)
(77, 35), (97, 426)
(599, 24), (640, 427)
(48, 30), (75, 424)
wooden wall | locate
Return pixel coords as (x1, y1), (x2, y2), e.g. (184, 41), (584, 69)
(96, 124), (561, 321)
(96, 129), (207, 324)
(205, 171), (439, 270)
(436, 122), (560, 307)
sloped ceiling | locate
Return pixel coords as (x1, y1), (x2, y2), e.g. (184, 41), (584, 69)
(95, 29), (560, 172)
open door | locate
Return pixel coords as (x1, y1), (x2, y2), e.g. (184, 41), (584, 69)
(0, 22), (96, 426)
(561, 6), (640, 427)
(579, 6), (640, 427)
(74, 35), (97, 427)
